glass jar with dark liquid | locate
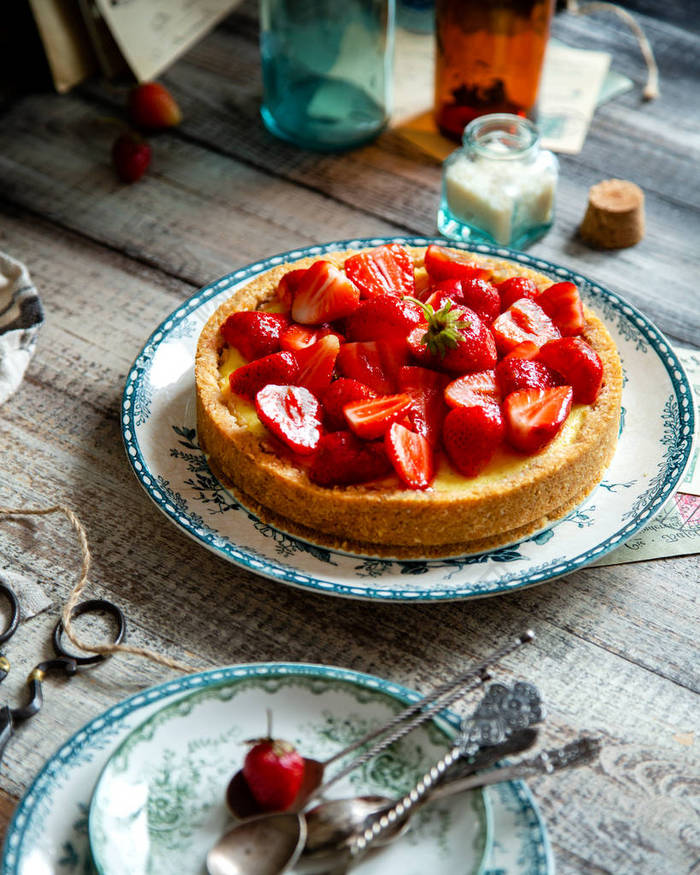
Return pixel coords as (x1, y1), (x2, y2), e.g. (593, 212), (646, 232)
(435, 0), (555, 140)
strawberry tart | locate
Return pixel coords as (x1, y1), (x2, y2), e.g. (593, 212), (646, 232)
(195, 243), (623, 558)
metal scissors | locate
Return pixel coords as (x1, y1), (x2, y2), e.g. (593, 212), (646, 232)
(0, 579), (126, 765)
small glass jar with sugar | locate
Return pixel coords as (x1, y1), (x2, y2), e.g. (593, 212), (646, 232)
(438, 114), (558, 249)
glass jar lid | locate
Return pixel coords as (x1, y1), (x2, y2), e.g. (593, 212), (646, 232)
(462, 113), (540, 161)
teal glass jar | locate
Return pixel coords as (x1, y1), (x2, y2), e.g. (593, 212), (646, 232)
(438, 114), (558, 249)
(260, 0), (395, 152)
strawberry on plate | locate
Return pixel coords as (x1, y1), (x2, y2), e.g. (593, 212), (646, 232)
(495, 358), (558, 397)
(221, 311), (289, 361)
(291, 261), (360, 324)
(496, 276), (539, 311)
(407, 300), (498, 374)
(336, 341), (405, 395)
(280, 323), (319, 352)
(491, 298), (561, 355)
(255, 384), (322, 454)
(444, 370), (499, 409)
(277, 269), (307, 312)
(424, 244), (491, 282)
(385, 422), (434, 489)
(459, 278), (501, 324)
(344, 244), (415, 299)
(397, 365), (446, 447)
(442, 403), (504, 477)
(504, 340), (541, 361)
(537, 282), (585, 336)
(343, 296), (422, 345)
(242, 736), (305, 812)
(321, 378), (376, 430)
(230, 351), (299, 400)
(343, 393), (413, 440)
(503, 386), (573, 453)
(295, 334), (340, 397)
(309, 431), (392, 486)
(537, 337), (603, 403)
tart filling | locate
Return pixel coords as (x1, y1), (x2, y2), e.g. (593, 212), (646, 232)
(195, 245), (622, 557)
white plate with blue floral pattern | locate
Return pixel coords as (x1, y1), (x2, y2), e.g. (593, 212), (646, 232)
(120, 237), (695, 601)
(2, 664), (553, 875)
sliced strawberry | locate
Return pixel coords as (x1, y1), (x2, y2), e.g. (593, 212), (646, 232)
(504, 340), (541, 361)
(491, 299), (561, 356)
(277, 269), (307, 312)
(459, 278), (501, 324)
(385, 423), (434, 489)
(343, 296), (422, 345)
(442, 403), (504, 477)
(255, 384), (322, 454)
(424, 245), (491, 283)
(230, 351), (299, 401)
(397, 365), (447, 447)
(503, 386), (573, 453)
(537, 337), (603, 404)
(537, 282), (585, 336)
(344, 244), (415, 299)
(280, 323), (319, 352)
(343, 393), (413, 440)
(495, 358), (558, 397)
(321, 378), (376, 430)
(309, 431), (392, 486)
(425, 280), (464, 311)
(295, 335), (340, 396)
(444, 370), (499, 409)
(407, 302), (497, 374)
(291, 261), (360, 325)
(221, 311), (289, 361)
(496, 276), (539, 311)
(336, 341), (403, 395)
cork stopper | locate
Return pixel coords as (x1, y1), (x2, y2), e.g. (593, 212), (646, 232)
(579, 179), (645, 249)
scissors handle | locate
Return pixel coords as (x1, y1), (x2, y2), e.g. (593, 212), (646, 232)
(0, 583), (20, 647)
(52, 599), (126, 665)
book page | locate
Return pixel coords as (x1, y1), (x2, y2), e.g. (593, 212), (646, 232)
(93, 0), (243, 82)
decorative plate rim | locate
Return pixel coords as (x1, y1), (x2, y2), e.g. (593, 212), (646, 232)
(120, 236), (695, 601)
(1, 662), (552, 875)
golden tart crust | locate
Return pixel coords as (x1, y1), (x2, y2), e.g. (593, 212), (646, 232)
(195, 247), (623, 558)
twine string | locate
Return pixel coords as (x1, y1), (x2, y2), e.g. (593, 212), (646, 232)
(0, 504), (197, 674)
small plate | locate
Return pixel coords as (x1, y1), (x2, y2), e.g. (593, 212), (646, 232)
(1, 664), (552, 875)
(88, 671), (490, 875)
(121, 237), (695, 601)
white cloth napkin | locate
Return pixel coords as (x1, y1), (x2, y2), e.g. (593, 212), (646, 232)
(0, 251), (43, 406)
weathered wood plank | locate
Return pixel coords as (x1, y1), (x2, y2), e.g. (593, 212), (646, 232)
(0, 211), (697, 872)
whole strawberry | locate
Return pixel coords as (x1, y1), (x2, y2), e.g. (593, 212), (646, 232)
(128, 82), (182, 131)
(243, 735), (305, 812)
(407, 298), (497, 374)
(112, 132), (151, 183)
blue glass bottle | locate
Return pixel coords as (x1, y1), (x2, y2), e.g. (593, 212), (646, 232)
(260, 0), (395, 151)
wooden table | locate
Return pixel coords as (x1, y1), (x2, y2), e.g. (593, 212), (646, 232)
(0, 2), (697, 872)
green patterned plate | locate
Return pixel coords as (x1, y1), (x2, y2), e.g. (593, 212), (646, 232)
(89, 670), (491, 875)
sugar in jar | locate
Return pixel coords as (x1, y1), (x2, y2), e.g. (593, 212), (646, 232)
(438, 113), (558, 249)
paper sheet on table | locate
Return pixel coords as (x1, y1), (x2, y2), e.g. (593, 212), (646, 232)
(92, 0), (242, 82)
(392, 31), (631, 159)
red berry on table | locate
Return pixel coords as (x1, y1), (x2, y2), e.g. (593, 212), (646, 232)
(229, 351), (299, 400)
(291, 261), (360, 325)
(243, 737), (305, 812)
(112, 132), (151, 183)
(255, 384), (322, 454)
(442, 403), (505, 477)
(424, 244), (491, 282)
(128, 82), (182, 130)
(495, 358), (558, 397)
(321, 378), (376, 431)
(537, 337), (604, 403)
(496, 276), (539, 311)
(444, 370), (499, 409)
(309, 431), (392, 486)
(343, 393), (413, 440)
(503, 386), (574, 453)
(385, 422), (435, 489)
(294, 334), (340, 397)
(221, 311), (289, 361)
(344, 244), (415, 299)
(537, 282), (585, 336)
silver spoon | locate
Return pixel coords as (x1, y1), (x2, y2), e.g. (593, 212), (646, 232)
(207, 666), (540, 875)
